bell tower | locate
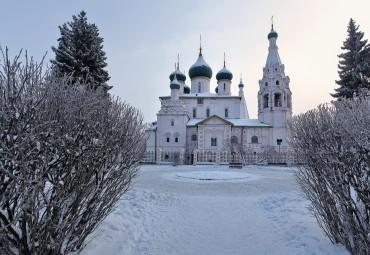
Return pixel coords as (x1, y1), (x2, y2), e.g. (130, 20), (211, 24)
(258, 23), (292, 150)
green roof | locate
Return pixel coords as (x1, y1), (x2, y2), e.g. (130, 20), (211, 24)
(268, 29), (278, 39)
(216, 66), (233, 81)
(170, 68), (186, 82)
(189, 53), (213, 79)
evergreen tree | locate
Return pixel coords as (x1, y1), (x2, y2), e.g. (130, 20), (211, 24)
(51, 11), (111, 91)
(332, 18), (370, 99)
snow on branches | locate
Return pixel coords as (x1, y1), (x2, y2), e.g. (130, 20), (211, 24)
(51, 11), (111, 92)
(0, 48), (147, 254)
(288, 97), (370, 255)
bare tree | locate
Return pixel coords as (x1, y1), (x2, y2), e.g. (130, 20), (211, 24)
(288, 97), (369, 255)
(0, 48), (147, 254)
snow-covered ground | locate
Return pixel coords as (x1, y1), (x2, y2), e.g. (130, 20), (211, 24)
(82, 165), (349, 255)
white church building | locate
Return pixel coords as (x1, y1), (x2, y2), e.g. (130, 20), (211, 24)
(146, 26), (293, 164)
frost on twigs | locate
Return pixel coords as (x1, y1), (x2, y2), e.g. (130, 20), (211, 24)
(0, 48), (147, 254)
(288, 96), (370, 255)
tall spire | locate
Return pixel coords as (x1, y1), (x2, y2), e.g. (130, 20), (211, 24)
(266, 22), (281, 66)
(271, 15), (274, 30)
(177, 54), (180, 69)
(199, 35), (202, 55)
(223, 52), (226, 67)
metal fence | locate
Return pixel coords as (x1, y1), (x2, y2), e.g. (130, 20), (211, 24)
(142, 150), (299, 165)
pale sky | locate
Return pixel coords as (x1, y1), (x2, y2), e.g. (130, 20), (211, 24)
(1, 0), (369, 122)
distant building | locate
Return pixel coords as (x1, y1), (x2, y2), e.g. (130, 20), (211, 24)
(146, 26), (292, 159)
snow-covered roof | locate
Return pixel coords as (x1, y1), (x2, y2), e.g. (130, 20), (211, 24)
(187, 117), (271, 127)
(160, 92), (241, 99)
(228, 119), (271, 127)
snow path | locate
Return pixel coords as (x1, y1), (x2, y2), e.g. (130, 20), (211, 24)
(82, 165), (348, 255)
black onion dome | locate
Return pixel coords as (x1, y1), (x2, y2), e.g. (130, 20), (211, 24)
(189, 53), (212, 79)
(170, 77), (180, 90)
(215, 86), (218, 93)
(216, 66), (233, 81)
(183, 84), (190, 94)
(238, 80), (244, 88)
(170, 68), (186, 82)
(268, 28), (278, 39)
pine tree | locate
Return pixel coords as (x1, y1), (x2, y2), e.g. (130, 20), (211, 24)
(51, 11), (111, 91)
(332, 18), (370, 99)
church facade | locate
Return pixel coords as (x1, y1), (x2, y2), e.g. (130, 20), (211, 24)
(146, 26), (292, 160)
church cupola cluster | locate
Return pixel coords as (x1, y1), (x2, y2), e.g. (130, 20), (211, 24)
(170, 65), (181, 101)
(216, 53), (233, 95)
(170, 56), (187, 95)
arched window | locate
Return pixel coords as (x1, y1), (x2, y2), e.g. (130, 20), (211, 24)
(198, 83), (201, 93)
(274, 93), (281, 107)
(265, 82), (268, 87)
(276, 80), (279, 85)
(225, 108), (229, 118)
(211, 138), (217, 146)
(175, 137), (178, 143)
(287, 94), (291, 108)
(231, 136), (238, 143)
(166, 137), (170, 143)
(171, 120), (174, 126)
(251, 136), (258, 144)
(223, 83), (226, 90)
(193, 109), (197, 118)
(206, 108), (210, 118)
(263, 94), (269, 108)
(191, 134), (197, 141)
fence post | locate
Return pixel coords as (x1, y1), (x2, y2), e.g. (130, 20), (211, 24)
(193, 149), (198, 166)
(263, 158), (268, 166)
(179, 149), (185, 165)
(156, 149), (162, 165)
(216, 150), (221, 165)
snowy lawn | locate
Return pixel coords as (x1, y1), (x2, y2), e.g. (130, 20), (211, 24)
(82, 165), (349, 255)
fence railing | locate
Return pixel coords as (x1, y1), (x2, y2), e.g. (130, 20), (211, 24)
(142, 150), (299, 165)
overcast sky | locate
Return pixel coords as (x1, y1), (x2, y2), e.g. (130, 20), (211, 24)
(1, 0), (369, 121)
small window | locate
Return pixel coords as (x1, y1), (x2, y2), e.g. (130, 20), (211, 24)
(231, 136), (238, 143)
(276, 80), (279, 85)
(263, 94), (269, 108)
(223, 83), (226, 90)
(197, 98), (203, 105)
(211, 138), (217, 146)
(274, 93), (281, 107)
(166, 137), (170, 143)
(198, 83), (201, 93)
(206, 108), (210, 117)
(175, 137), (178, 143)
(164, 154), (169, 159)
(225, 108), (229, 118)
(191, 134), (197, 141)
(193, 109), (196, 118)
(265, 82), (268, 87)
(275, 68), (277, 71)
(171, 120), (174, 126)
(251, 136), (258, 144)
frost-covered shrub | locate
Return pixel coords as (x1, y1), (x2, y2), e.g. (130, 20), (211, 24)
(0, 49), (146, 254)
(288, 97), (369, 255)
